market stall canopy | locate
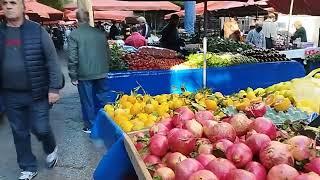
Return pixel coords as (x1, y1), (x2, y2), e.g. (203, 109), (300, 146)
(64, 10), (135, 21)
(64, 0), (181, 11)
(0, 0), (63, 20)
(268, 0), (320, 16)
(164, 0), (268, 19)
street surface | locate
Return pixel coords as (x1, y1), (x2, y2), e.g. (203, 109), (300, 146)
(0, 51), (105, 180)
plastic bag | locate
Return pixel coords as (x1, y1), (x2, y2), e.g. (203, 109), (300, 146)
(291, 68), (320, 113)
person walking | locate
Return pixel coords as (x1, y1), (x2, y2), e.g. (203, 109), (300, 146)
(160, 14), (180, 52)
(262, 13), (278, 49)
(0, 0), (64, 179)
(137, 16), (151, 39)
(68, 9), (110, 134)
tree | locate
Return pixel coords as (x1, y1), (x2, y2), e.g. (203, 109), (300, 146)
(38, 0), (70, 10)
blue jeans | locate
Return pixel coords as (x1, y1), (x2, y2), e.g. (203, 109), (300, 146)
(3, 91), (56, 172)
(77, 78), (109, 129)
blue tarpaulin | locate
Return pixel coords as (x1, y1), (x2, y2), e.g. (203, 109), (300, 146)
(93, 61), (306, 180)
(105, 61), (306, 103)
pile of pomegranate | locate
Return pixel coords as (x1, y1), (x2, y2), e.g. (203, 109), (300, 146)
(132, 106), (320, 180)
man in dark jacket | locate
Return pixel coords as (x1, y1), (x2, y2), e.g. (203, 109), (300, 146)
(0, 0), (64, 179)
(160, 14), (180, 52)
(68, 9), (110, 134)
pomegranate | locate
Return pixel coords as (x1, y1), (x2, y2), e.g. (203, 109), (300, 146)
(134, 142), (145, 151)
(226, 169), (256, 180)
(203, 120), (218, 136)
(251, 117), (277, 140)
(185, 119), (203, 138)
(189, 170), (218, 180)
(245, 133), (271, 155)
(205, 158), (236, 180)
(175, 158), (204, 180)
(160, 117), (174, 130)
(226, 143), (253, 168)
(245, 102), (267, 118)
(213, 139), (233, 153)
(288, 135), (316, 161)
(245, 161), (267, 180)
(195, 110), (214, 125)
(259, 141), (294, 169)
(267, 164), (299, 180)
(153, 167), (175, 180)
(172, 107), (195, 128)
(162, 152), (172, 165)
(198, 143), (214, 154)
(166, 152), (187, 170)
(149, 123), (169, 137)
(229, 113), (253, 136)
(168, 128), (196, 155)
(304, 157), (320, 175)
(294, 172), (320, 180)
(206, 122), (236, 143)
(196, 154), (216, 167)
(246, 129), (258, 139)
(143, 155), (161, 166)
(149, 134), (169, 157)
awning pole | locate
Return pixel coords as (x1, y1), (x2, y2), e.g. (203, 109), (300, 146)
(203, 0), (208, 89)
(287, 0), (295, 49)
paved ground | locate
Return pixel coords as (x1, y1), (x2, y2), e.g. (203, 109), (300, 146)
(0, 51), (105, 180)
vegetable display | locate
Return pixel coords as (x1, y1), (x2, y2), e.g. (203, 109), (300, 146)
(207, 37), (252, 53)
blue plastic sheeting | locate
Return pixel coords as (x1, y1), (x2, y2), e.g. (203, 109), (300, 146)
(105, 61), (306, 102)
(184, 1), (196, 34)
(92, 110), (138, 180)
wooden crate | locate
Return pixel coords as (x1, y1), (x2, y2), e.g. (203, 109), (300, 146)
(124, 131), (152, 180)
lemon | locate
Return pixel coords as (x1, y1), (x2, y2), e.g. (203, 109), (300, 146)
(131, 120), (145, 131)
(195, 93), (204, 101)
(120, 120), (133, 132)
(205, 99), (218, 111)
(274, 98), (291, 111)
(121, 101), (133, 109)
(144, 104), (154, 114)
(127, 95), (137, 104)
(130, 103), (143, 115)
(144, 119), (155, 127)
(246, 91), (256, 100)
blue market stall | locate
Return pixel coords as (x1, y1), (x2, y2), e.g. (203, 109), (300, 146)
(92, 61), (306, 180)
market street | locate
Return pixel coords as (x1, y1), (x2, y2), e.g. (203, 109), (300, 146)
(0, 51), (104, 180)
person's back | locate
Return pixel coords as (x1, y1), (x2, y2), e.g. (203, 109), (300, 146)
(125, 27), (146, 48)
(69, 23), (109, 80)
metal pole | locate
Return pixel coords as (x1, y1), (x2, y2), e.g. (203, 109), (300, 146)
(287, 0), (295, 49)
(203, 0), (208, 88)
(203, 37), (207, 88)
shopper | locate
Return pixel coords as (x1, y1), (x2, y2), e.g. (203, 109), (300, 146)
(262, 13), (278, 49)
(137, 16), (151, 38)
(68, 9), (110, 134)
(292, 20), (307, 42)
(125, 26), (146, 48)
(109, 20), (120, 40)
(223, 16), (240, 40)
(246, 22), (266, 49)
(0, 0), (64, 179)
(160, 14), (180, 52)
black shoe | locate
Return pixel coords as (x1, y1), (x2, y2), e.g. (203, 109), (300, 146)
(82, 127), (91, 134)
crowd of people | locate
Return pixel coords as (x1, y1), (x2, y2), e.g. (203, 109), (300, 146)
(223, 13), (308, 49)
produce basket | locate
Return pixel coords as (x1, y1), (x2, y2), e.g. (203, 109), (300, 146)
(124, 131), (152, 180)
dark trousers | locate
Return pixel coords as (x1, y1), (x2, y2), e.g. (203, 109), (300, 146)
(266, 37), (273, 49)
(77, 78), (109, 129)
(3, 91), (56, 172)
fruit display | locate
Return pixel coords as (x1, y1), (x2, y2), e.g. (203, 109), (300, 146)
(128, 106), (319, 180)
(207, 37), (252, 53)
(110, 45), (129, 71)
(137, 46), (177, 59)
(241, 49), (290, 62)
(123, 52), (185, 71)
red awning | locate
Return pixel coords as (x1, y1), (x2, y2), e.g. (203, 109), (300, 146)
(64, 10), (135, 21)
(64, 0), (180, 11)
(164, 1), (265, 19)
(1, 0), (63, 20)
(268, 0), (320, 16)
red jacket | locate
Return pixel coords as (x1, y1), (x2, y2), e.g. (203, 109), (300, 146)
(125, 32), (146, 48)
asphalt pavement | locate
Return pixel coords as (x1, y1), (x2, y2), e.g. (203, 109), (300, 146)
(0, 51), (105, 180)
